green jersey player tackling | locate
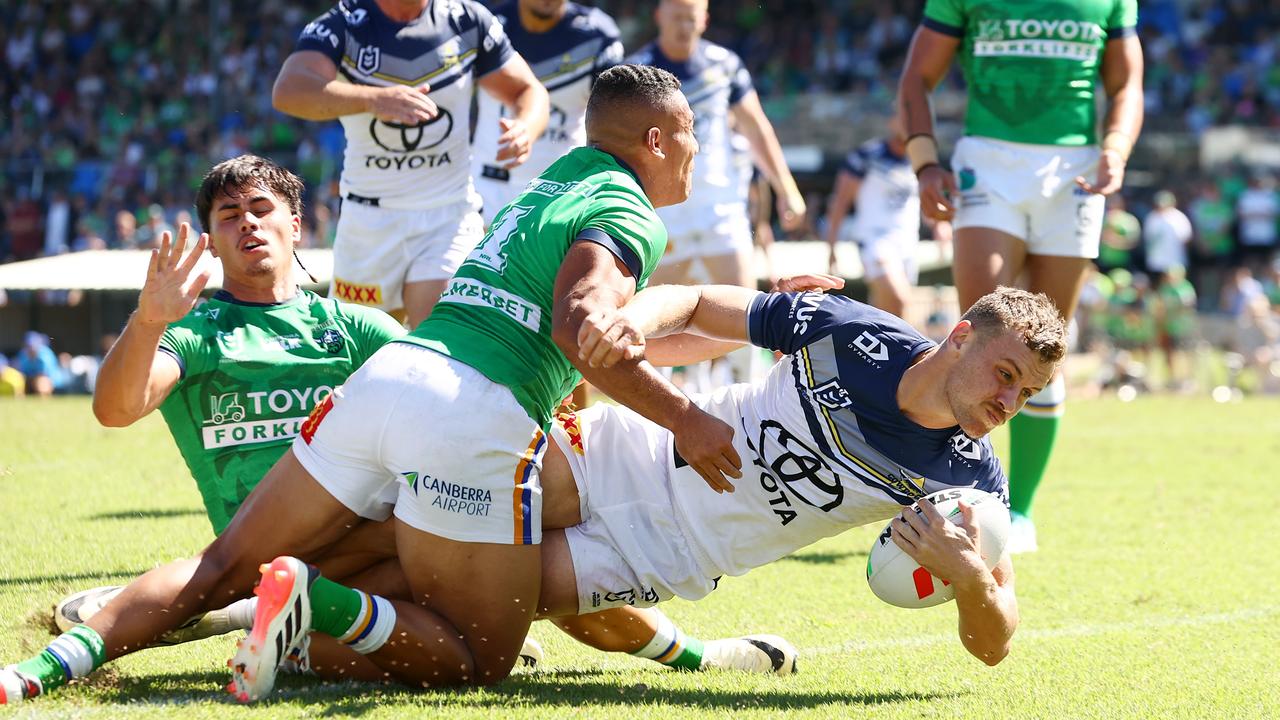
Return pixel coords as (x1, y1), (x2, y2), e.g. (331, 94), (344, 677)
(0, 65), (743, 705)
(899, 0), (1144, 552)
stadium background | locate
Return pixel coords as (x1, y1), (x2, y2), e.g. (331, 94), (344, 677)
(1, 0), (1279, 397)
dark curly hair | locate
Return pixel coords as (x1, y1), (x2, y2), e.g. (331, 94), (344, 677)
(194, 154), (304, 232)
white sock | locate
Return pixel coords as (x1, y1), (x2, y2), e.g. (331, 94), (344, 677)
(224, 598), (257, 630)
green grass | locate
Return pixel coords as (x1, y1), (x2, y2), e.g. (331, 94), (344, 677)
(1, 396), (1278, 718)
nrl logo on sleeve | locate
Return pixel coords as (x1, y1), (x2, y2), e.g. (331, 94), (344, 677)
(950, 432), (983, 462)
(812, 379), (852, 410)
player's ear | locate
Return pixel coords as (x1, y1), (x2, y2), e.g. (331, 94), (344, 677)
(946, 319), (974, 352)
(646, 126), (665, 159)
(291, 214), (302, 246)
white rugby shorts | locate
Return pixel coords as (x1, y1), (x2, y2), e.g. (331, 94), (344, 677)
(951, 136), (1105, 258)
(657, 200), (753, 266)
(330, 199), (484, 313)
(855, 230), (920, 283)
(294, 342), (544, 545)
(552, 404), (718, 614)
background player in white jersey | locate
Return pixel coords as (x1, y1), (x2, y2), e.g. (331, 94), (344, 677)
(472, 0), (624, 226)
(630, 0), (807, 291)
(899, 0), (1143, 551)
(539, 284), (1067, 667)
(824, 115), (952, 318)
(273, 0), (549, 328)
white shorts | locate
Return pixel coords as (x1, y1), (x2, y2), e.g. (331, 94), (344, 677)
(951, 136), (1105, 258)
(658, 201), (753, 266)
(331, 199), (484, 313)
(856, 232), (919, 283)
(294, 342), (544, 545)
(552, 404), (718, 614)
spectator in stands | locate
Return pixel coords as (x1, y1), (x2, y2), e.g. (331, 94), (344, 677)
(134, 204), (172, 250)
(1098, 194), (1141, 273)
(1220, 265), (1266, 319)
(1236, 173), (1279, 274)
(13, 331), (63, 397)
(1143, 190), (1192, 284)
(113, 209), (138, 250)
(1188, 180), (1237, 311)
(1155, 265), (1198, 392)
(0, 356), (24, 397)
(43, 189), (71, 256)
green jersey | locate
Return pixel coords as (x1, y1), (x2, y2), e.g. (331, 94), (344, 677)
(158, 290), (404, 532)
(404, 146), (667, 429)
(923, 0), (1138, 146)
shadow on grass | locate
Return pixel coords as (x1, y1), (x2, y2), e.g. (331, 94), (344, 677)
(89, 669), (961, 712)
(779, 550), (865, 565)
(89, 508), (204, 521)
(0, 569), (150, 587)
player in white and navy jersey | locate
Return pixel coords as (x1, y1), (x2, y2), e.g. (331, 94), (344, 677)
(537, 284), (1067, 667)
(825, 117), (952, 318)
(274, 0), (548, 327)
(473, 0), (624, 225)
(629, 0), (806, 290)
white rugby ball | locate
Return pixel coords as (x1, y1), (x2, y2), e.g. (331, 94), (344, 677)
(865, 487), (1010, 609)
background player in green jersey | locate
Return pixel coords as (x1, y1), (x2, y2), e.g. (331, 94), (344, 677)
(899, 0), (1144, 552)
(0, 66), (742, 705)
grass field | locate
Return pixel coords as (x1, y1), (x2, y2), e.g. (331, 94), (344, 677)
(1, 395), (1278, 719)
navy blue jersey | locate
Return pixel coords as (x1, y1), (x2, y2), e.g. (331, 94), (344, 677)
(647, 291), (1006, 580)
(295, 0), (515, 209)
(837, 138), (921, 243)
(473, 2), (623, 222)
(748, 291), (1007, 503)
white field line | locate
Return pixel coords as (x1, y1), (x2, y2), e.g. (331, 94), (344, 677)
(805, 604), (1280, 657)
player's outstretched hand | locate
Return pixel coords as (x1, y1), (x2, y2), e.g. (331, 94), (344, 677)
(772, 273), (845, 294)
(1075, 149), (1125, 196)
(777, 191), (807, 233)
(671, 407), (741, 494)
(137, 223), (211, 327)
(917, 165), (957, 221)
(890, 498), (987, 589)
(371, 83), (438, 126)
(495, 117), (533, 168)
(576, 308), (645, 369)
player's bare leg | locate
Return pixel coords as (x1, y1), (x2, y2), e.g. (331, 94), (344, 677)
(402, 278), (448, 329)
(389, 521), (542, 685)
(539, 533), (796, 674)
(867, 269), (913, 319)
(952, 226), (1026, 310)
(0, 450), (368, 703)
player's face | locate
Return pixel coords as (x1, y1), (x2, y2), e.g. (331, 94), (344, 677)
(207, 184), (301, 281)
(657, 0), (708, 45)
(943, 328), (1055, 439)
(666, 98), (699, 204)
(522, 0), (565, 21)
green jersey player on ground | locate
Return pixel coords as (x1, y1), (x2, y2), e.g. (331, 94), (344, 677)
(899, 0), (1144, 553)
(0, 66), (744, 705)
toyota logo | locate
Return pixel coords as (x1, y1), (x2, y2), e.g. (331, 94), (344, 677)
(369, 107), (453, 153)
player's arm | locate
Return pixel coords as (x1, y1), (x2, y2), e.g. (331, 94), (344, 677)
(1078, 35), (1145, 195)
(477, 55), (550, 169)
(272, 51), (440, 126)
(824, 171), (861, 274)
(552, 243), (741, 493)
(93, 227), (209, 427)
(892, 499), (1018, 666)
(730, 92), (806, 232)
(898, 25), (961, 220)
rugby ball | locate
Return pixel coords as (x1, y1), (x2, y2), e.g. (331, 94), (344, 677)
(865, 488), (1010, 609)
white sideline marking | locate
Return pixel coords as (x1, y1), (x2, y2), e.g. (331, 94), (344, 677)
(806, 604), (1280, 657)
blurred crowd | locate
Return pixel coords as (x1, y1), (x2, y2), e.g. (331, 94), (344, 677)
(3, 0), (1280, 396)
